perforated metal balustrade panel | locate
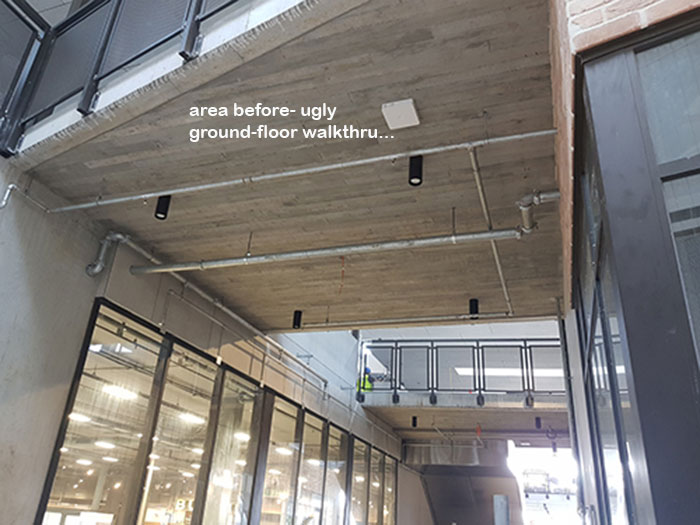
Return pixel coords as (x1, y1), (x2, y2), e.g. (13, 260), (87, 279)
(26, 3), (111, 119)
(203, 0), (238, 16)
(100, 0), (189, 76)
(0, 2), (34, 108)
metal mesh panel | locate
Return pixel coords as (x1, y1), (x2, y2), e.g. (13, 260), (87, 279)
(366, 345), (393, 390)
(100, 0), (189, 75)
(203, 0), (237, 16)
(436, 345), (474, 391)
(399, 346), (429, 390)
(27, 3), (111, 119)
(530, 345), (565, 392)
(0, 3), (34, 108)
(482, 345), (523, 392)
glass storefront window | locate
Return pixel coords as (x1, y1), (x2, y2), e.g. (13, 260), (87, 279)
(42, 309), (163, 525)
(663, 173), (700, 358)
(294, 414), (325, 525)
(592, 316), (628, 525)
(383, 457), (396, 525)
(322, 426), (349, 525)
(201, 371), (261, 525)
(137, 344), (219, 525)
(40, 303), (397, 525)
(637, 31), (700, 165)
(350, 440), (369, 525)
(260, 398), (301, 525)
(367, 450), (383, 525)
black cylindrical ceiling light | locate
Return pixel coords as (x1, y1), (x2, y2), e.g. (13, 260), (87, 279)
(154, 195), (172, 220)
(469, 298), (479, 316)
(408, 155), (423, 186)
(292, 310), (303, 329)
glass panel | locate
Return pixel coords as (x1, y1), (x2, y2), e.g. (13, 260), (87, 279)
(436, 346), (475, 391)
(350, 440), (369, 525)
(399, 346), (429, 390)
(383, 457), (396, 525)
(0, 2), (34, 106)
(42, 308), (162, 524)
(663, 173), (700, 357)
(367, 450), (383, 525)
(530, 345), (565, 392)
(482, 346), (523, 392)
(201, 372), (261, 525)
(322, 426), (349, 525)
(260, 398), (301, 525)
(138, 344), (218, 524)
(364, 345), (393, 390)
(637, 31), (700, 165)
(592, 316), (628, 525)
(294, 414), (325, 525)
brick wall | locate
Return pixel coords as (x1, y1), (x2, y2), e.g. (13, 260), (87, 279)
(551, 0), (700, 305)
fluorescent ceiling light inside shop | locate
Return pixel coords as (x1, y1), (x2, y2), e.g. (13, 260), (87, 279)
(275, 447), (293, 456)
(179, 413), (206, 425)
(234, 432), (251, 442)
(95, 441), (115, 449)
(69, 413), (91, 423)
(454, 368), (565, 377)
(102, 384), (138, 400)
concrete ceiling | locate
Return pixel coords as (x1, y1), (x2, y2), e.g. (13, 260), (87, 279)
(27, 0), (560, 331)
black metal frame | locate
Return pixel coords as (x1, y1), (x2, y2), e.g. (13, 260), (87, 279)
(35, 297), (400, 525)
(571, 11), (700, 524)
(0, 0), (245, 155)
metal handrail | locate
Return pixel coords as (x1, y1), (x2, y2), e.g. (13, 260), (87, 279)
(358, 337), (565, 402)
(0, 0), (245, 154)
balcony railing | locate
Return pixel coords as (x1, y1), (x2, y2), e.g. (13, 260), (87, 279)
(357, 337), (565, 404)
(0, 0), (244, 155)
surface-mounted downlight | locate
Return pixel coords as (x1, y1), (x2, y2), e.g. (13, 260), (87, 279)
(409, 155), (423, 186)
(293, 310), (303, 329)
(469, 298), (479, 316)
(155, 195), (171, 220)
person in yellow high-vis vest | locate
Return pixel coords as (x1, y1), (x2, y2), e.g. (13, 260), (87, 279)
(357, 367), (375, 392)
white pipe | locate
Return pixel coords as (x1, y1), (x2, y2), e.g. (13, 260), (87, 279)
(105, 234), (329, 389)
(48, 129), (556, 213)
(301, 312), (514, 330)
(518, 190), (561, 233)
(469, 148), (514, 316)
(130, 227), (523, 275)
(0, 182), (49, 212)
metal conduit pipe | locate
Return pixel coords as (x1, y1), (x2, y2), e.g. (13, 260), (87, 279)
(130, 228), (522, 275)
(468, 148), (514, 316)
(518, 190), (561, 233)
(301, 312), (514, 330)
(47, 129), (556, 213)
(0, 182), (49, 212)
(91, 232), (329, 390)
(85, 231), (128, 276)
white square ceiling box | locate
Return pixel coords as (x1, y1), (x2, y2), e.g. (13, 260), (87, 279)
(381, 98), (420, 130)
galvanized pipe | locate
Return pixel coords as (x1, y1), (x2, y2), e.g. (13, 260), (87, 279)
(301, 312), (514, 330)
(0, 182), (49, 212)
(85, 231), (128, 276)
(518, 190), (561, 233)
(130, 227), (522, 275)
(469, 148), (514, 316)
(48, 129), (556, 213)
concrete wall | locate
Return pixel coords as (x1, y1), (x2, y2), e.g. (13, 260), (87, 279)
(0, 160), (105, 525)
(272, 330), (360, 398)
(0, 161), (399, 523)
(397, 465), (435, 525)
